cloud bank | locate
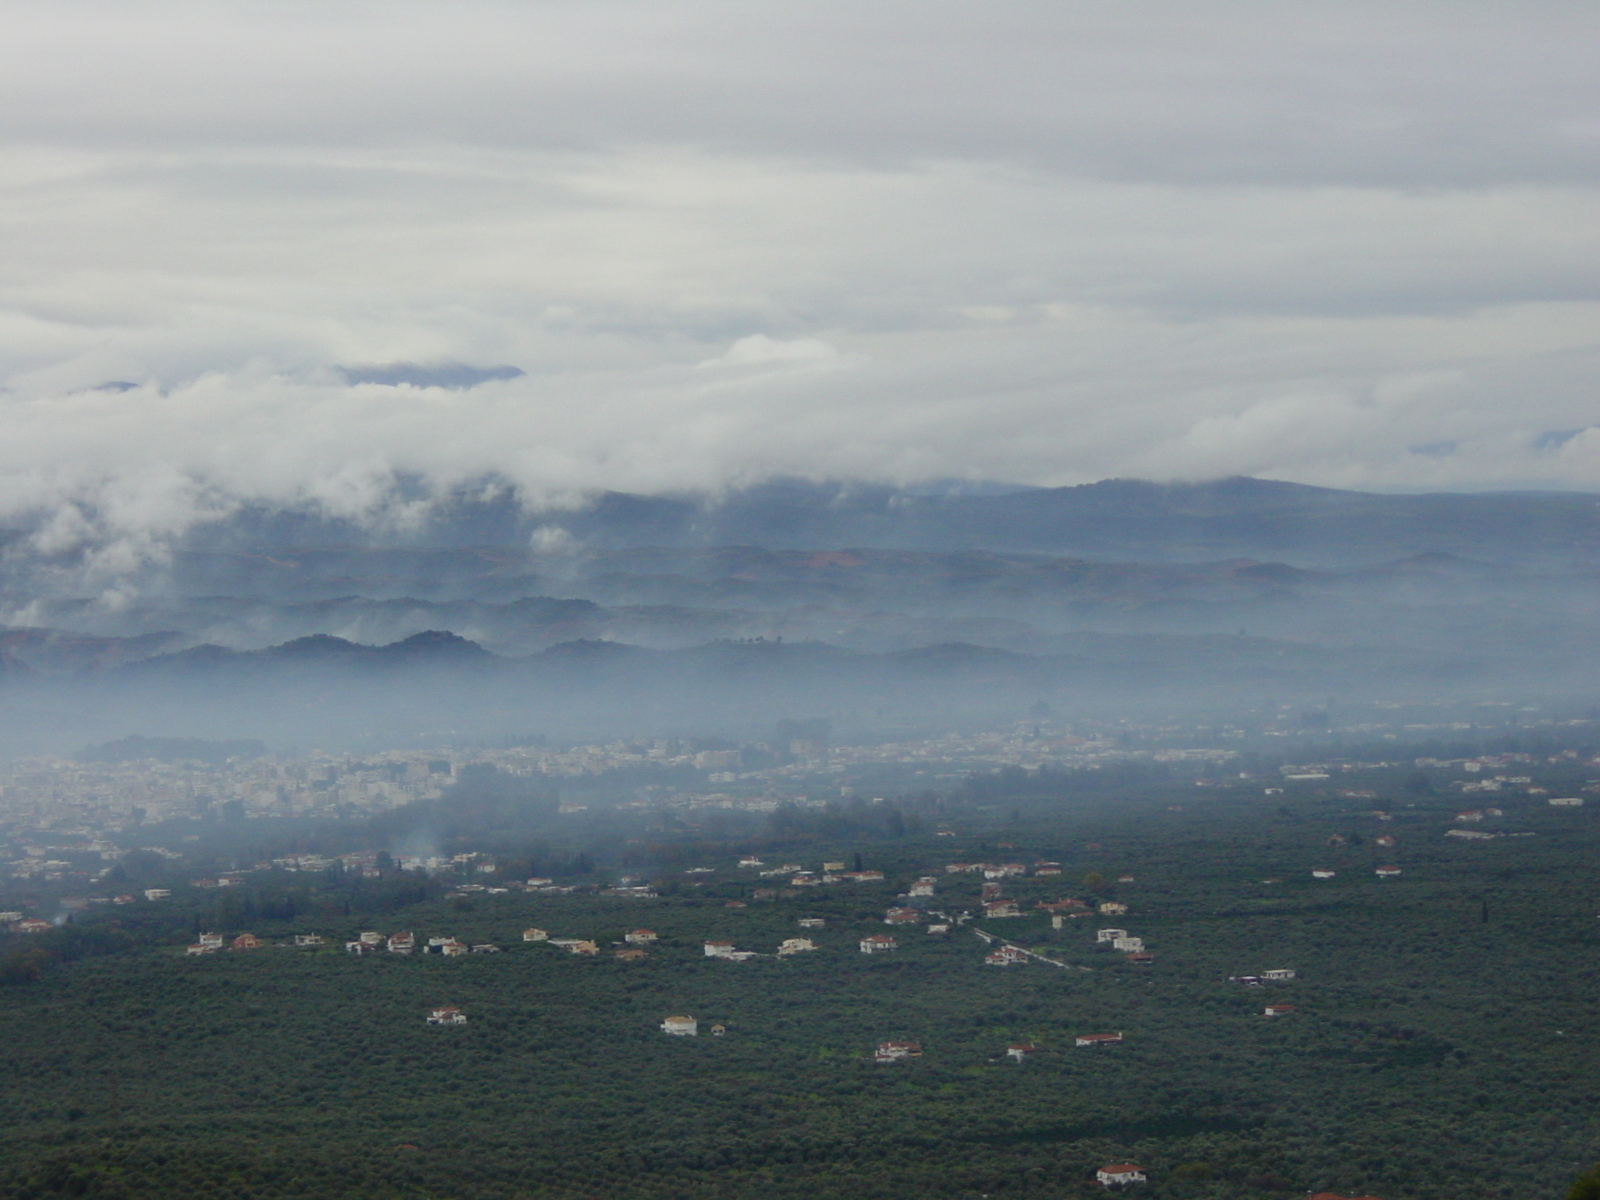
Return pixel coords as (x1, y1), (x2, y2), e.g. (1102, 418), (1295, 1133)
(0, 0), (1597, 557)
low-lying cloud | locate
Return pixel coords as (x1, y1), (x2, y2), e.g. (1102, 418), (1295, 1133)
(0, 0), (1596, 564)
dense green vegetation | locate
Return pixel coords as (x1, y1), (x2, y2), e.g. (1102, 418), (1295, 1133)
(3, 767), (1600, 1198)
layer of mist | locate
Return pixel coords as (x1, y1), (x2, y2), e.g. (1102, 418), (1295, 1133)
(0, 475), (1596, 754)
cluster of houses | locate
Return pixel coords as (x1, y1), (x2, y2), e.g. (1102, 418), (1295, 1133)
(1092, 925), (1153, 963)
(737, 857), (888, 888)
(343, 931), (500, 956)
(185, 929), (517, 957)
(944, 860), (1067, 879)
(185, 931), (328, 954)
(518, 927), (662, 960)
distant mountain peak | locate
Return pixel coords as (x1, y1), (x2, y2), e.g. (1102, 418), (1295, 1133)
(337, 362), (525, 389)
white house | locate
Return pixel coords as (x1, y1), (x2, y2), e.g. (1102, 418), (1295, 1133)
(1263, 968), (1295, 981)
(293, 934), (324, 947)
(522, 928), (549, 942)
(625, 929), (657, 945)
(1096, 928), (1128, 943)
(1111, 936), (1144, 953)
(797, 917), (826, 928)
(1264, 1004), (1296, 1017)
(1098, 901), (1128, 915)
(1375, 866), (1402, 877)
(874, 1040), (921, 1062)
(661, 1015), (698, 1036)
(198, 931), (224, 949)
(426, 1007), (467, 1025)
(1096, 1164), (1146, 1186)
(1076, 1032), (1123, 1047)
(1005, 1043), (1035, 1061)
(777, 938), (817, 956)
(909, 879), (937, 897)
(1311, 869), (1336, 879)
(860, 934), (898, 954)
(439, 939), (469, 957)
(985, 946), (1028, 966)
(704, 940), (739, 958)
(1551, 797), (1584, 807)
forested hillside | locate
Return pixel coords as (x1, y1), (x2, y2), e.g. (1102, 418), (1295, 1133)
(2, 777), (1598, 1199)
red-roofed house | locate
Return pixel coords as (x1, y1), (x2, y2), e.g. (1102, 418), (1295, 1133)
(1096, 1164), (1146, 1186)
(1076, 1032), (1123, 1047)
(874, 1040), (921, 1062)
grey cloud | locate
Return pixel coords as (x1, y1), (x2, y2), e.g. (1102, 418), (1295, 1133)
(0, 0), (1595, 567)
(0, 2), (1593, 188)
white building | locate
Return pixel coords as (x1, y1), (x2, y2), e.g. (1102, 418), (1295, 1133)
(1096, 1164), (1146, 1186)
(777, 938), (817, 955)
(661, 1016), (698, 1036)
(874, 1040), (921, 1062)
(1096, 928), (1128, 943)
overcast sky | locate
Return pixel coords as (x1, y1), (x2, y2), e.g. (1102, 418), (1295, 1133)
(1, 0), (1597, 550)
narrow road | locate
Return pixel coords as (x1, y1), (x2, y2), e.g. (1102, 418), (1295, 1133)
(972, 926), (1089, 971)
